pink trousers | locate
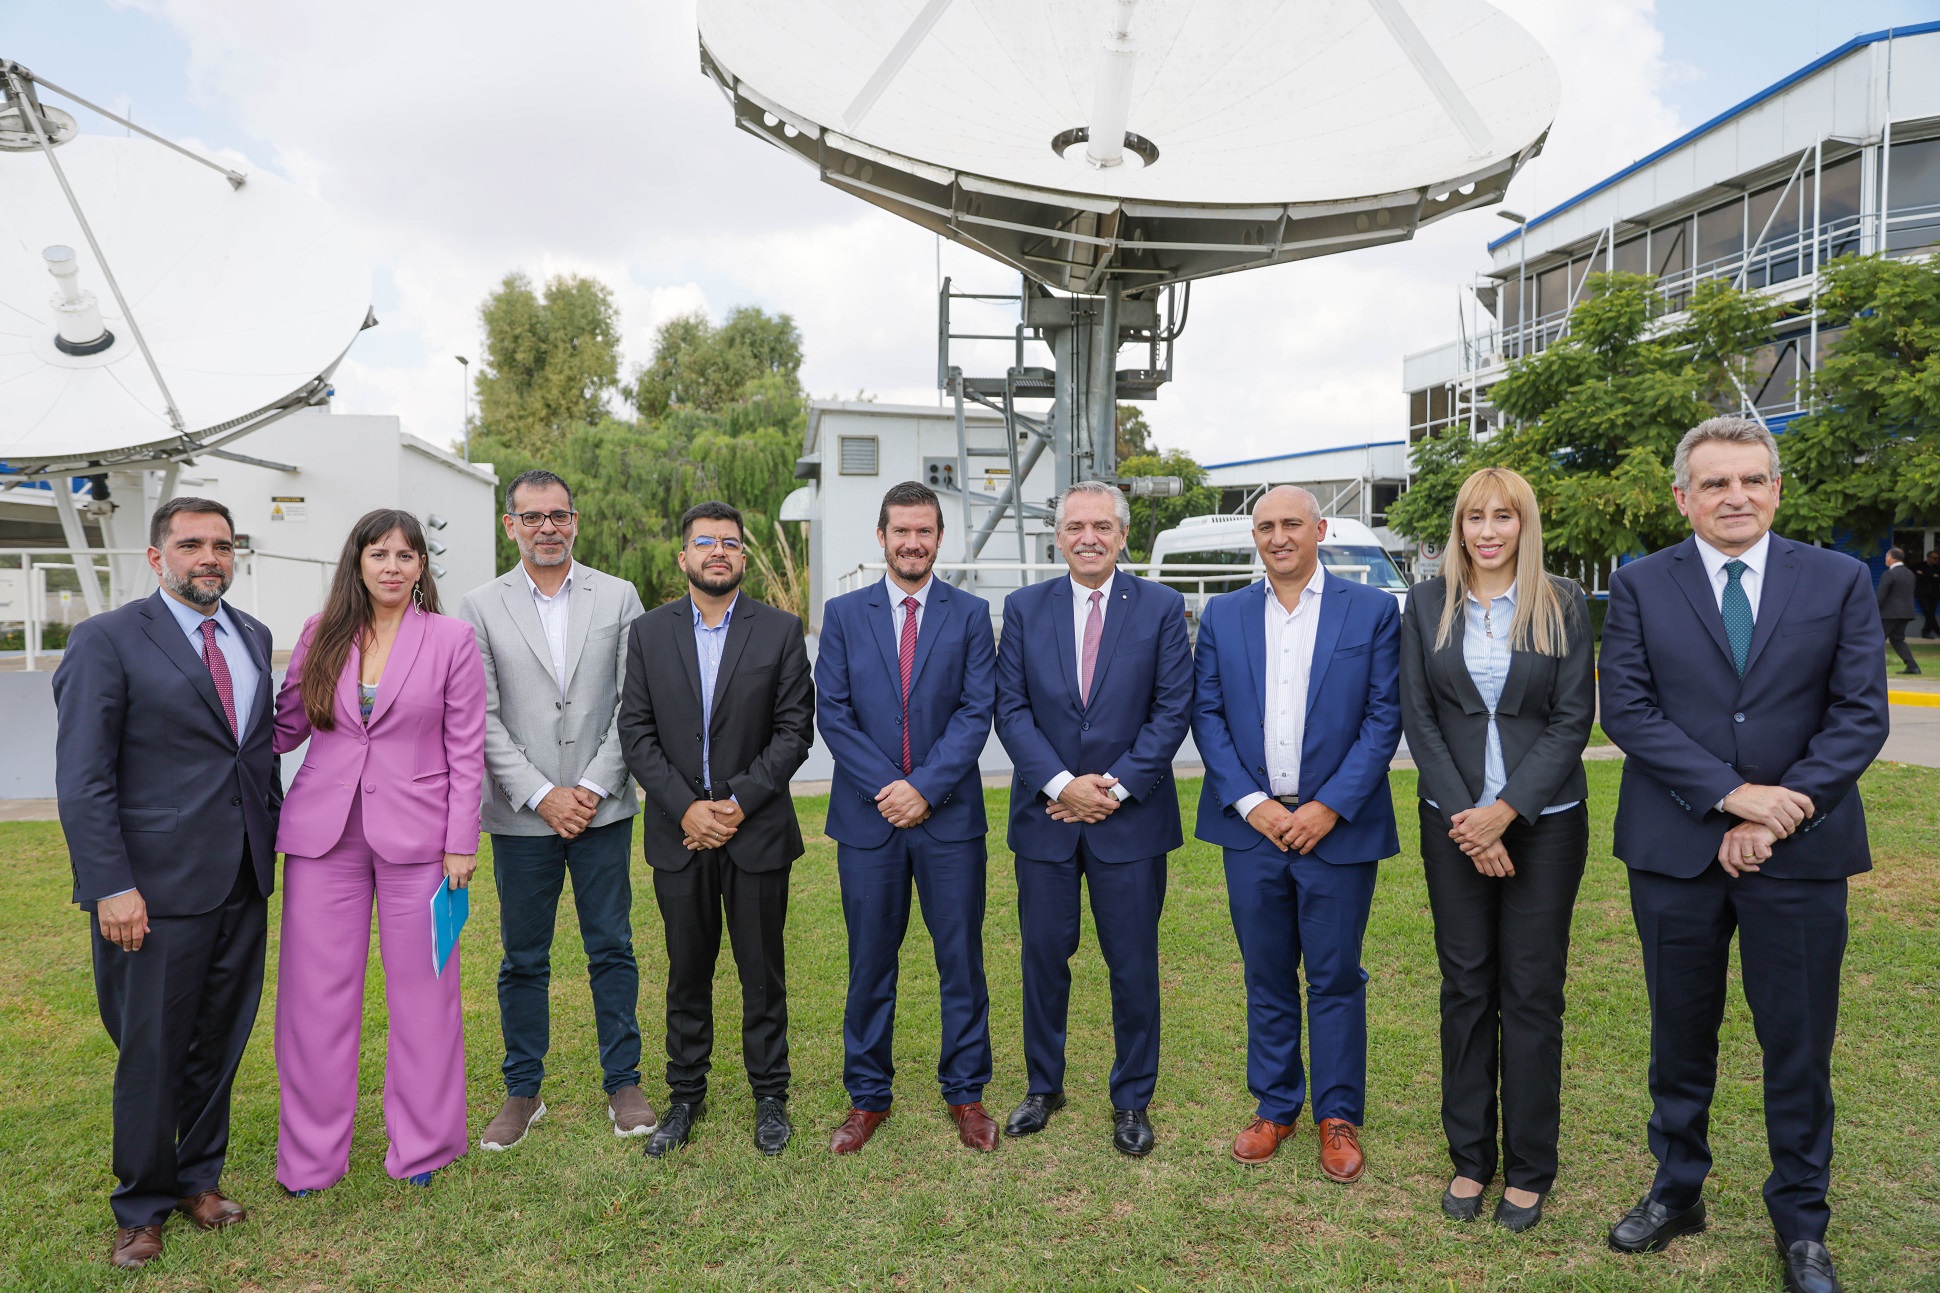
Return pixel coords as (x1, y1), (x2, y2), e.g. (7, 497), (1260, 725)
(275, 797), (468, 1188)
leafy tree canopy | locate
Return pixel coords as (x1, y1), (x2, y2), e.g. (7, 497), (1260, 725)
(630, 305), (804, 419)
(1118, 448), (1222, 563)
(1115, 404), (1155, 463)
(475, 273), (622, 457)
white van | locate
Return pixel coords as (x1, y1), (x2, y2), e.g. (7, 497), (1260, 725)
(1147, 514), (1409, 624)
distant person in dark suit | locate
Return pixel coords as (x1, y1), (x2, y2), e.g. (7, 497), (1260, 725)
(53, 497), (279, 1270)
(994, 480), (1194, 1158)
(619, 501), (815, 1160)
(1191, 486), (1403, 1188)
(1876, 548), (1920, 675)
(816, 481), (999, 1154)
(1917, 550), (1940, 639)
(1600, 418), (1888, 1293)
(1398, 468), (1593, 1234)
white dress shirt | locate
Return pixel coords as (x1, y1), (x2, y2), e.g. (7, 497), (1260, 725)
(1044, 572), (1131, 804)
(1693, 530), (1770, 618)
(520, 561), (610, 811)
(886, 572), (933, 641)
(1234, 564), (1325, 819)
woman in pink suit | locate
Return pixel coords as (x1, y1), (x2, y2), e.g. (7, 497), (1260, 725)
(272, 509), (486, 1192)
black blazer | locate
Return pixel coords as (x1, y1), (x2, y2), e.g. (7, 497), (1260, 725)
(1877, 562), (1916, 620)
(618, 594), (815, 873)
(1400, 574), (1595, 827)
(52, 591), (281, 914)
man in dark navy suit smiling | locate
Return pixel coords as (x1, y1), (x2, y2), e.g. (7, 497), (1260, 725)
(1599, 418), (1888, 1293)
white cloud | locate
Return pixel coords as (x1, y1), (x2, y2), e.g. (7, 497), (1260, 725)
(113, 0), (1684, 465)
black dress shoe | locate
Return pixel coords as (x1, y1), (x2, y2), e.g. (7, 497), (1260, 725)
(1608, 1194), (1706, 1253)
(753, 1097), (792, 1156)
(1778, 1238), (1842, 1293)
(1111, 1108), (1154, 1157)
(644, 1100), (704, 1159)
(1441, 1181), (1485, 1222)
(1005, 1091), (1065, 1138)
(1493, 1191), (1545, 1233)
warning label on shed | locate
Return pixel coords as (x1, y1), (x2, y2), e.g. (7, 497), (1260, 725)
(270, 496), (307, 523)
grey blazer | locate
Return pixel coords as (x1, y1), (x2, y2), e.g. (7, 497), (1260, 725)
(458, 563), (646, 836)
(1399, 573), (1595, 827)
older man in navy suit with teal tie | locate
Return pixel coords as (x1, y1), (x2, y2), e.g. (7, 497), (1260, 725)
(994, 480), (1194, 1157)
(1600, 419), (1888, 1293)
(815, 482), (999, 1155)
(1190, 486), (1402, 1185)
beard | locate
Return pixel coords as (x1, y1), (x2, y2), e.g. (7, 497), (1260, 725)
(518, 533), (572, 568)
(163, 563), (231, 607)
(889, 549), (935, 582)
(687, 563), (744, 596)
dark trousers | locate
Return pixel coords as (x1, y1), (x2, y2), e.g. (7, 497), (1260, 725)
(1883, 617), (1918, 670)
(1223, 835), (1379, 1126)
(1420, 801), (1587, 1192)
(1919, 595), (1939, 638)
(91, 854), (266, 1228)
(652, 851), (790, 1103)
(838, 833), (992, 1111)
(1016, 840), (1166, 1110)
(491, 819), (642, 1098)
(1628, 864), (1847, 1244)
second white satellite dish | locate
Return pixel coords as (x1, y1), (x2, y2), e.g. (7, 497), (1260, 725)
(0, 67), (372, 472)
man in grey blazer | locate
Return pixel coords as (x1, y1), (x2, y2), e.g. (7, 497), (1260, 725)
(458, 470), (652, 1152)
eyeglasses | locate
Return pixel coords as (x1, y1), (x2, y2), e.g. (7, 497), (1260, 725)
(510, 510), (577, 528)
(687, 536), (745, 554)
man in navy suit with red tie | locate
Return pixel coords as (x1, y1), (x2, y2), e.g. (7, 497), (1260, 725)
(1600, 419), (1888, 1293)
(994, 480), (1194, 1157)
(816, 482), (999, 1154)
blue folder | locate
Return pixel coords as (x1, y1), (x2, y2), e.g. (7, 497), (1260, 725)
(430, 878), (469, 978)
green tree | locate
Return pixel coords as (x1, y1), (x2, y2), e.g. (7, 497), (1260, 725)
(1115, 404), (1155, 462)
(1117, 448), (1222, 563)
(1781, 254), (1940, 546)
(1387, 272), (1781, 571)
(475, 273), (623, 456)
(630, 306), (804, 418)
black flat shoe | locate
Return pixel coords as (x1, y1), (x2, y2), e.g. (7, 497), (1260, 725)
(1111, 1107), (1154, 1157)
(1005, 1091), (1065, 1138)
(753, 1096), (792, 1156)
(644, 1099), (704, 1159)
(1777, 1237), (1842, 1293)
(1441, 1181), (1485, 1222)
(1608, 1194), (1706, 1253)
(1493, 1191), (1545, 1233)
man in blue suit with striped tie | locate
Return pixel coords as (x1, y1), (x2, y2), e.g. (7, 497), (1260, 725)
(1190, 486), (1402, 1184)
(816, 482), (1000, 1154)
(994, 480), (1194, 1157)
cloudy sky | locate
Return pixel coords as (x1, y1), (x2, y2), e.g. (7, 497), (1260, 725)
(4, 1), (1933, 466)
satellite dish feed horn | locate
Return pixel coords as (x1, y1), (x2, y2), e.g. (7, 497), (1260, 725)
(1084, 0), (1138, 170)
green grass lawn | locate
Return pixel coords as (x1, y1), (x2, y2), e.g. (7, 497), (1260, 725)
(3, 761), (1936, 1291)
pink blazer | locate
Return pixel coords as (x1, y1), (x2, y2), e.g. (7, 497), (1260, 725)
(274, 606), (487, 864)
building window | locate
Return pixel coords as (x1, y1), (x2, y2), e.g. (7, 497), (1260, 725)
(1408, 382), (1467, 443)
(1696, 200), (1745, 278)
(1887, 136), (1940, 254)
(837, 436), (879, 475)
(1613, 235), (1647, 277)
(1746, 175), (1805, 286)
(1652, 219), (1689, 304)
(1817, 155), (1863, 259)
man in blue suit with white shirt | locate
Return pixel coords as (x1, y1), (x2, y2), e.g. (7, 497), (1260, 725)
(816, 482), (1000, 1154)
(995, 480), (1194, 1157)
(1599, 419), (1887, 1293)
(1191, 486), (1402, 1183)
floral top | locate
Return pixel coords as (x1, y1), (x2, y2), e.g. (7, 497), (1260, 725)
(359, 682), (377, 725)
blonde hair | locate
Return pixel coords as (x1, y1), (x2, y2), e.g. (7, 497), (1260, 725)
(1435, 467), (1572, 657)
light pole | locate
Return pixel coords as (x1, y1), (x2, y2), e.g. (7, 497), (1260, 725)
(454, 355), (471, 461)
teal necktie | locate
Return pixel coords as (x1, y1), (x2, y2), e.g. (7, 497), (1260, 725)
(1722, 559), (1753, 677)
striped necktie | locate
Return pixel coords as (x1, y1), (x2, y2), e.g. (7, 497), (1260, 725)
(898, 597), (920, 774)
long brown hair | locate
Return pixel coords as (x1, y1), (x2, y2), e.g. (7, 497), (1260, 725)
(299, 509), (442, 730)
(1435, 468), (1571, 657)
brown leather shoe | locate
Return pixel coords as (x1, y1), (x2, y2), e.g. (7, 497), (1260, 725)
(110, 1225), (164, 1269)
(1231, 1115), (1298, 1165)
(829, 1107), (890, 1154)
(949, 1101), (999, 1152)
(1317, 1118), (1364, 1183)
(175, 1188), (247, 1230)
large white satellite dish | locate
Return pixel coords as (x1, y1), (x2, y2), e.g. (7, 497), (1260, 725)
(0, 61), (372, 474)
(699, 0), (1558, 290)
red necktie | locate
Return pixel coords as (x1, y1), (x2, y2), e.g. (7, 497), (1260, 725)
(899, 596), (920, 774)
(1080, 589), (1104, 705)
(200, 618), (239, 740)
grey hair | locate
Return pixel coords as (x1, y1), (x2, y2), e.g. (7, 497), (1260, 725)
(1053, 479), (1132, 532)
(1674, 417), (1780, 491)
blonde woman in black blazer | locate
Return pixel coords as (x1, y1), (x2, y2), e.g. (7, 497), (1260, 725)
(1399, 467), (1594, 1234)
